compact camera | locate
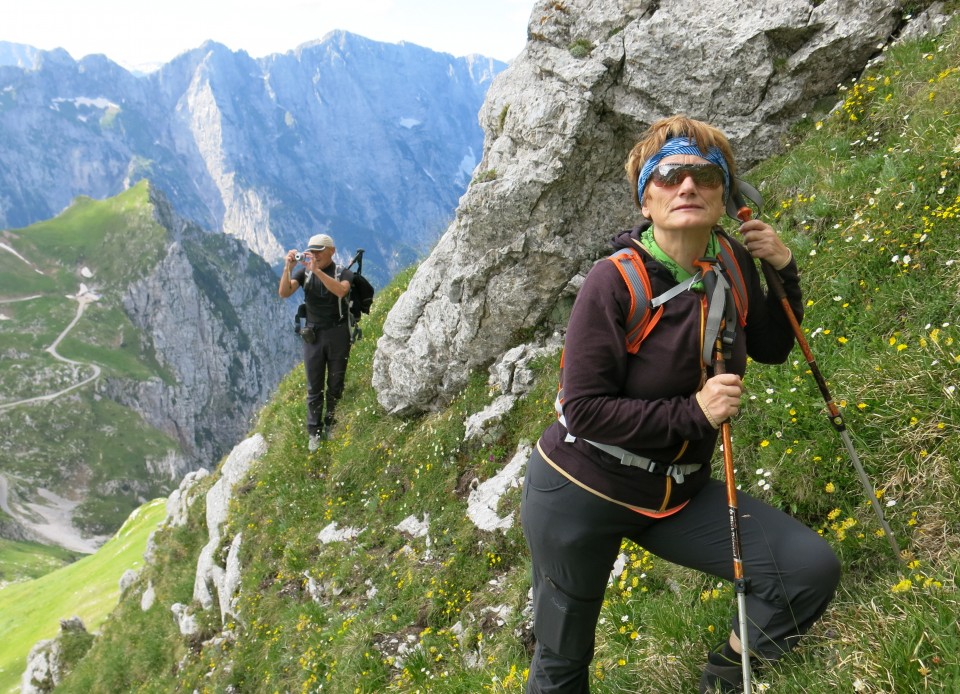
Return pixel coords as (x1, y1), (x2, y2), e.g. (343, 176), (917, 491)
(295, 251), (308, 261)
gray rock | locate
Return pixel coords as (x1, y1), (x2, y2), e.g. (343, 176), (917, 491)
(20, 617), (87, 694)
(219, 533), (244, 623)
(171, 602), (199, 637)
(164, 468), (211, 529)
(141, 581), (156, 611)
(897, 2), (952, 43)
(119, 568), (139, 594)
(20, 637), (58, 694)
(373, 0), (947, 413)
(193, 434), (267, 615)
(143, 530), (159, 565)
(465, 443), (531, 533)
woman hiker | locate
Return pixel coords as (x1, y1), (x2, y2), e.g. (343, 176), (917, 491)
(520, 115), (840, 693)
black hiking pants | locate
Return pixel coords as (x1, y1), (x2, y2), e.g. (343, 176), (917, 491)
(521, 447), (840, 693)
(303, 322), (351, 435)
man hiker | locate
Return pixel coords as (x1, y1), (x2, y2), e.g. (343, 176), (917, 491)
(279, 233), (353, 452)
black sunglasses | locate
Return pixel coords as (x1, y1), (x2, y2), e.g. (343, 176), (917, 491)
(650, 162), (725, 189)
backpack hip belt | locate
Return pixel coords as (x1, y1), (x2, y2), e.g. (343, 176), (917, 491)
(577, 436), (701, 483)
(554, 397), (701, 484)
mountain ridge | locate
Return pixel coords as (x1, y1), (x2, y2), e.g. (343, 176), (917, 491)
(0, 32), (506, 286)
(0, 181), (298, 552)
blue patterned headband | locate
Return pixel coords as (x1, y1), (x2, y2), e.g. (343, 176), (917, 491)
(637, 136), (731, 204)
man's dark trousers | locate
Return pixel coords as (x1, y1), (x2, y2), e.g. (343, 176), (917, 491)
(304, 322), (351, 435)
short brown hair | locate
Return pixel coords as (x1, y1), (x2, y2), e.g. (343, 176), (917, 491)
(624, 115), (737, 208)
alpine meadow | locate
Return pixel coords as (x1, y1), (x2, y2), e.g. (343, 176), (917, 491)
(5, 15), (960, 694)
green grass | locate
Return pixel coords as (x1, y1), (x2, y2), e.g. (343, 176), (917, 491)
(35, 17), (960, 694)
(0, 254), (58, 296)
(12, 182), (168, 284)
(0, 499), (166, 694)
(0, 538), (79, 585)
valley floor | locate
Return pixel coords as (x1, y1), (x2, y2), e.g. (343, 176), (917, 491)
(1, 242), (106, 554)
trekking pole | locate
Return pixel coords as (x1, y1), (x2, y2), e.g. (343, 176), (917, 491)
(712, 328), (753, 693)
(346, 248), (365, 272)
(733, 194), (902, 562)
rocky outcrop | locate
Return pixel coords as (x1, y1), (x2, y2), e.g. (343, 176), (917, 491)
(20, 617), (90, 694)
(193, 433), (267, 623)
(373, 0), (951, 414)
(464, 335), (563, 442)
(107, 191), (297, 470)
(466, 443), (531, 532)
(163, 469), (210, 529)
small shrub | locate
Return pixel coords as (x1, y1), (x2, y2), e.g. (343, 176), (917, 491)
(472, 169), (497, 184)
(569, 38), (594, 59)
(498, 104), (510, 133)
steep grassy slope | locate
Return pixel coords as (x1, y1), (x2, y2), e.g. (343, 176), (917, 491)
(44, 21), (960, 694)
(0, 499), (165, 694)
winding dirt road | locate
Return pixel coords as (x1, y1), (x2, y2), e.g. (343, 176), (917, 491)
(0, 243), (106, 552)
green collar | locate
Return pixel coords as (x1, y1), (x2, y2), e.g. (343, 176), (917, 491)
(639, 227), (720, 291)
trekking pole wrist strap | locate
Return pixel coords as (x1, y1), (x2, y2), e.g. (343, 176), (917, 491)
(696, 391), (721, 429)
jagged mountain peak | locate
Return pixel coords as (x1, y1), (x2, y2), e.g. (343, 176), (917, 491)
(0, 34), (506, 286)
(0, 41), (45, 69)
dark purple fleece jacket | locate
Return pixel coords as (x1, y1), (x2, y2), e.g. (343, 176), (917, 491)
(538, 225), (804, 513)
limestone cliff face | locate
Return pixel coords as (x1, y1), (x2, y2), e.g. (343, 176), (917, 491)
(106, 190), (298, 469)
(0, 33), (504, 285)
(373, 0), (950, 414)
(0, 182), (298, 549)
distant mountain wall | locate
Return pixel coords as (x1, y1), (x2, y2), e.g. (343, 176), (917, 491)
(0, 32), (506, 284)
(110, 186), (300, 466)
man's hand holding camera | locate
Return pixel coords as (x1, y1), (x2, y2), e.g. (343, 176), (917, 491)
(278, 249), (308, 299)
(286, 249), (311, 267)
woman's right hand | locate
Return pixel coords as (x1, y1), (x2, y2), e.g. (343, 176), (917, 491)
(699, 373), (744, 423)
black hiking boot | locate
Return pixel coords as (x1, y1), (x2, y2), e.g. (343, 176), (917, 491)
(699, 642), (744, 693)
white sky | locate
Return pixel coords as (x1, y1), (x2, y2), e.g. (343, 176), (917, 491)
(1, 0), (535, 70)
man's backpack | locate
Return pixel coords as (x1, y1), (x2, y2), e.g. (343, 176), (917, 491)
(348, 272), (375, 322)
(344, 248), (374, 342)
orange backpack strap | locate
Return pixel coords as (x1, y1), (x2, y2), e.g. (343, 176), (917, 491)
(556, 246), (658, 427)
(715, 233), (748, 326)
(608, 246), (662, 354)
